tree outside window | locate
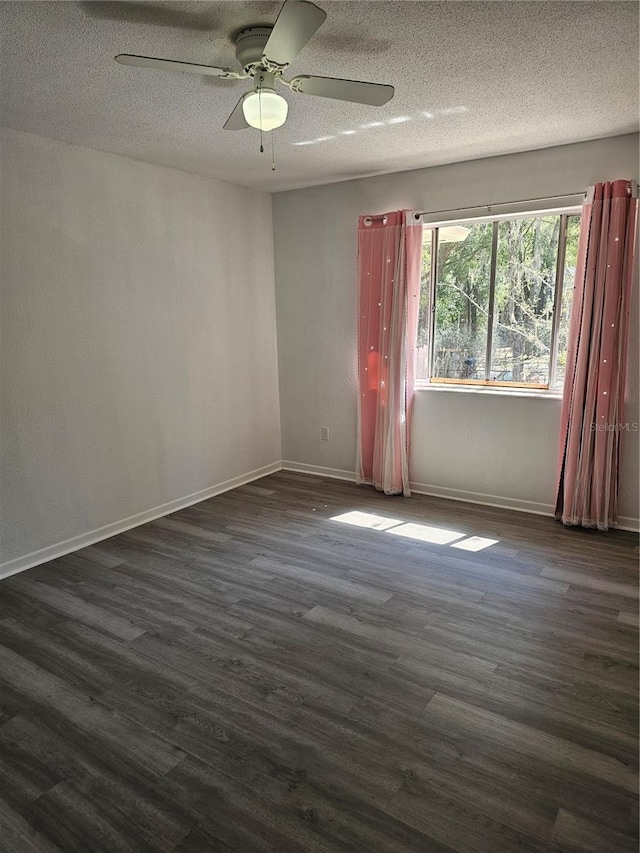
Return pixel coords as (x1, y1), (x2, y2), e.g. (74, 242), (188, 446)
(417, 212), (581, 389)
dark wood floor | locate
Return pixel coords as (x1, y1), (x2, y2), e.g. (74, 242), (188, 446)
(0, 472), (638, 853)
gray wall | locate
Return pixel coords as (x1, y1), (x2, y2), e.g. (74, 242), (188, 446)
(273, 134), (640, 526)
(1, 128), (281, 568)
(2, 129), (638, 572)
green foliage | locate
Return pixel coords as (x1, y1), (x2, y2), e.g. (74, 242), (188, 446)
(417, 213), (581, 385)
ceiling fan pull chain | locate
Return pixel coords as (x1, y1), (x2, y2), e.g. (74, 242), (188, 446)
(259, 80), (264, 153)
(271, 130), (276, 171)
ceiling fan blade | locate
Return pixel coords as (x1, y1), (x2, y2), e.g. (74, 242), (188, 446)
(115, 54), (234, 78)
(224, 96), (250, 131)
(262, 1), (327, 69)
(290, 75), (394, 106)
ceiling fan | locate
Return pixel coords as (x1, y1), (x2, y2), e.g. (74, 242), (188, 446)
(115, 0), (394, 133)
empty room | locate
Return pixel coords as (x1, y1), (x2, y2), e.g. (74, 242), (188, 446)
(1, 1), (639, 851)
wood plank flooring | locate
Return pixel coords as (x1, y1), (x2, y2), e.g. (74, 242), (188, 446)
(0, 471), (638, 852)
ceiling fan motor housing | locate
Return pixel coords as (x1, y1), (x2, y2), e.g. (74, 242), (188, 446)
(234, 27), (273, 74)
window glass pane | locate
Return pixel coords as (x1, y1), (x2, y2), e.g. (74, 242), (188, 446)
(490, 216), (559, 385)
(432, 222), (492, 380)
(554, 214), (581, 387)
(416, 230), (432, 381)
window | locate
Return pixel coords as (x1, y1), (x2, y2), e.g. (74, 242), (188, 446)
(416, 209), (582, 390)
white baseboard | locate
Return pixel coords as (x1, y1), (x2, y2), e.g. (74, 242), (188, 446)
(0, 461), (282, 581)
(409, 482), (554, 517)
(281, 461), (357, 482)
(281, 461), (639, 532)
(281, 461), (553, 515)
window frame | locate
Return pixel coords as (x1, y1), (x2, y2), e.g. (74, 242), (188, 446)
(417, 202), (583, 393)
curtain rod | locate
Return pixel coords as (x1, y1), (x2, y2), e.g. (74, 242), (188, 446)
(413, 191), (586, 220)
(365, 183), (638, 222)
(362, 192), (585, 222)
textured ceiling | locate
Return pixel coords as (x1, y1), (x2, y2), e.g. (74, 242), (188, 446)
(1, 1), (638, 192)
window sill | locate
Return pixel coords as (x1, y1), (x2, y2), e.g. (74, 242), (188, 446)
(414, 382), (563, 399)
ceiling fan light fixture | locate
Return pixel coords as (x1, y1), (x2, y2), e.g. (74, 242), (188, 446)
(242, 89), (288, 131)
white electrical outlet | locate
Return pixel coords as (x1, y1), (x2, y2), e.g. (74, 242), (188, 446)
(320, 426), (329, 441)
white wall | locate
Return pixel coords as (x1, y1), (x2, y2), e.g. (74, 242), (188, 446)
(1, 128), (281, 569)
(273, 134), (640, 527)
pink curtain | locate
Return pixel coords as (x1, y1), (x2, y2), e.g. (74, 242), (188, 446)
(356, 210), (422, 495)
(555, 180), (638, 530)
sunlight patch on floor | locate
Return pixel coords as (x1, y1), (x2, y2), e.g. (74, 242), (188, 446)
(330, 511), (403, 530)
(329, 511), (499, 551)
(450, 536), (500, 552)
(387, 522), (464, 545)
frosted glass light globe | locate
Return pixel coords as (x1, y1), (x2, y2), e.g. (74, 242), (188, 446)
(242, 89), (288, 131)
